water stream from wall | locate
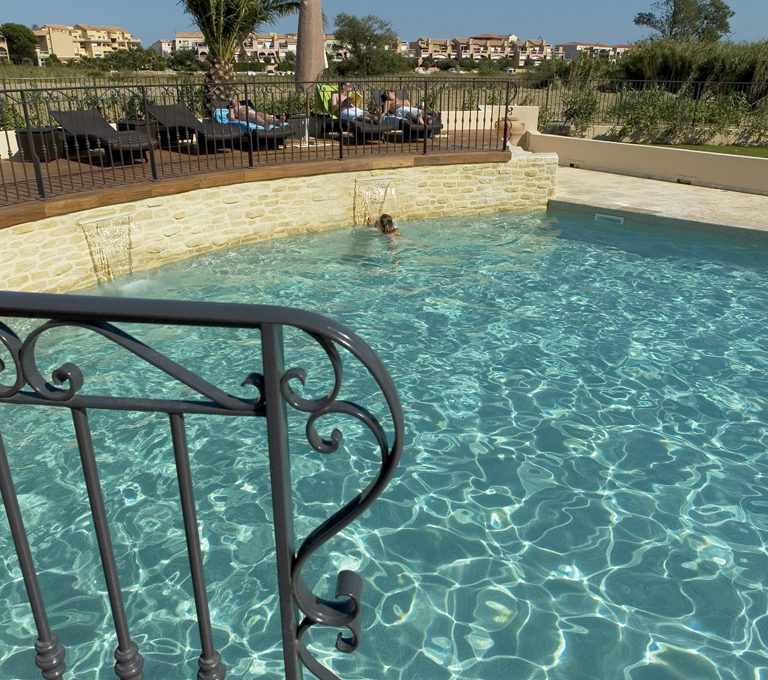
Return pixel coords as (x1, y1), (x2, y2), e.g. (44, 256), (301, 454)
(353, 178), (397, 225)
(79, 215), (134, 283)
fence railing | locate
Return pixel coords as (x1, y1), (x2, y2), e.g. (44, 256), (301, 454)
(0, 78), (517, 207)
(0, 290), (404, 680)
(513, 78), (767, 137)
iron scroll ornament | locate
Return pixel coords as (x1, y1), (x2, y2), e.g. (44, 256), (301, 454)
(0, 290), (404, 680)
(279, 333), (399, 680)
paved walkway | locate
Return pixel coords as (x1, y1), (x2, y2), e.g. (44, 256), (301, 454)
(553, 166), (768, 235)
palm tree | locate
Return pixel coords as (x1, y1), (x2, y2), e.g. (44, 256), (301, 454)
(180, 0), (300, 103)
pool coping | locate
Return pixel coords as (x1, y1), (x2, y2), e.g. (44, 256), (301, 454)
(551, 166), (768, 243)
(548, 199), (768, 244)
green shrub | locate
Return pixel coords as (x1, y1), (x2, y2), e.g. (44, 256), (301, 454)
(610, 85), (749, 143)
(421, 84), (445, 112)
(460, 88), (478, 110)
(0, 96), (24, 130)
(738, 99), (768, 145)
(561, 86), (599, 136)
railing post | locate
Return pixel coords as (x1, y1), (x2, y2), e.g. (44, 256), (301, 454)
(244, 82), (254, 168)
(71, 408), (144, 680)
(141, 86), (158, 180)
(261, 323), (303, 680)
(338, 80), (344, 161)
(503, 80), (511, 150)
(422, 81), (428, 155)
(20, 90), (47, 200)
(0, 433), (67, 679)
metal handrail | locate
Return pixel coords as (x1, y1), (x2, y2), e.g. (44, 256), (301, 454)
(0, 290), (404, 680)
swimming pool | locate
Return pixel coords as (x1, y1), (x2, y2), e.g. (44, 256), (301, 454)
(1, 210), (767, 679)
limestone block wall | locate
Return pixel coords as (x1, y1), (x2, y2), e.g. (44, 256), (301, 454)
(0, 152), (557, 293)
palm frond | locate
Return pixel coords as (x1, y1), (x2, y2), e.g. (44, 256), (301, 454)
(179, 0), (299, 61)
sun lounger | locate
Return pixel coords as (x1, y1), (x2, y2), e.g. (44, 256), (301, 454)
(210, 101), (292, 150)
(314, 85), (392, 144)
(145, 103), (242, 150)
(371, 89), (443, 141)
(49, 108), (156, 165)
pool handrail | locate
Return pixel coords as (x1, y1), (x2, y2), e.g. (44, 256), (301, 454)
(0, 290), (404, 680)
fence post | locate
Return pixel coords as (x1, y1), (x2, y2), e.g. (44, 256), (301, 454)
(691, 85), (699, 129)
(19, 90), (46, 200)
(338, 80), (344, 161)
(422, 81), (428, 155)
(261, 323), (303, 680)
(503, 80), (511, 150)
(244, 82), (254, 168)
(141, 86), (158, 180)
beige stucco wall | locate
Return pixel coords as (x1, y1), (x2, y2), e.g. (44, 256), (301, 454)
(442, 106), (539, 135)
(522, 131), (768, 195)
(0, 152), (557, 293)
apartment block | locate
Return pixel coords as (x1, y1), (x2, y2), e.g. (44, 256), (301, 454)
(410, 33), (560, 67)
(34, 24), (141, 62)
(0, 32), (9, 63)
(411, 37), (456, 61)
(150, 31), (350, 65)
(556, 42), (633, 61)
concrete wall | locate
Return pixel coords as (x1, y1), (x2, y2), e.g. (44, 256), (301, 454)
(441, 106), (539, 136)
(0, 152), (557, 293)
(521, 131), (768, 195)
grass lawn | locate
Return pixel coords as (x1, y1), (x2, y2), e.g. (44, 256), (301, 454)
(651, 144), (768, 158)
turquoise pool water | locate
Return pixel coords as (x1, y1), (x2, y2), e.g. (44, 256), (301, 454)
(1, 211), (768, 679)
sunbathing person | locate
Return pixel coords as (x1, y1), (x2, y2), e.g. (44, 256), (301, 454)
(380, 90), (440, 125)
(228, 98), (286, 127)
(331, 82), (382, 123)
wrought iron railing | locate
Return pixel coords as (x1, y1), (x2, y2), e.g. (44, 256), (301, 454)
(0, 77), (517, 208)
(0, 290), (404, 680)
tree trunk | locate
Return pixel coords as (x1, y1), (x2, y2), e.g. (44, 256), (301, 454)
(204, 56), (236, 113)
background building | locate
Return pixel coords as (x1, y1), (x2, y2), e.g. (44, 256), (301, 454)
(556, 41), (633, 61)
(0, 32), (9, 63)
(34, 24), (141, 62)
(410, 33), (559, 67)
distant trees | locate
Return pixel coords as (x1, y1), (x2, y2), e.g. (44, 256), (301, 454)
(332, 13), (410, 75)
(169, 48), (204, 71)
(634, 0), (734, 41)
(101, 47), (166, 71)
(0, 23), (38, 63)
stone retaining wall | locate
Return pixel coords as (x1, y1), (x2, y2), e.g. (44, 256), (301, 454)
(0, 152), (557, 293)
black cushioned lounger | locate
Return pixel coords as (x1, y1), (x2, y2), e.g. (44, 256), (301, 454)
(145, 103), (243, 150)
(49, 108), (156, 165)
(371, 89), (443, 141)
(209, 100), (292, 150)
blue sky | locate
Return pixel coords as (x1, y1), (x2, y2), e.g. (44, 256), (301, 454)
(6, 0), (766, 48)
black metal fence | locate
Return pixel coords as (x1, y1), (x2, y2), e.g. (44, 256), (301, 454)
(513, 78), (767, 138)
(0, 78), (518, 207)
(0, 290), (404, 680)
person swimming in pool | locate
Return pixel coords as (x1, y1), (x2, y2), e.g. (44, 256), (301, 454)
(368, 213), (401, 238)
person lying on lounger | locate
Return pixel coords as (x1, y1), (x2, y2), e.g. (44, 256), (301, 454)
(228, 98), (286, 127)
(331, 82), (383, 124)
(380, 90), (440, 125)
